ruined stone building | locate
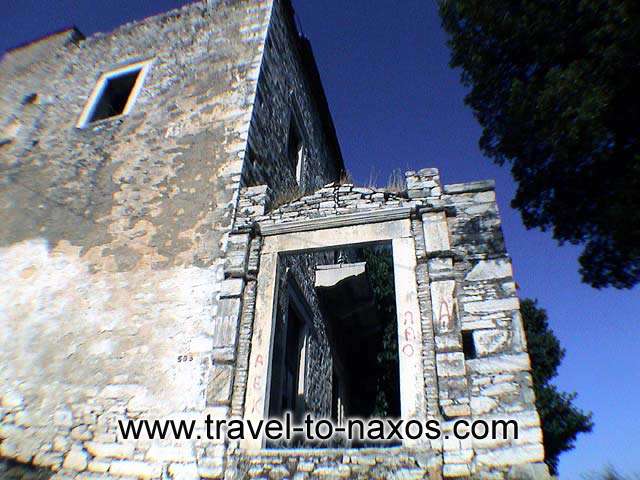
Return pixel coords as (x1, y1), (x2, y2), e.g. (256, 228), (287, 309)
(0, 0), (549, 479)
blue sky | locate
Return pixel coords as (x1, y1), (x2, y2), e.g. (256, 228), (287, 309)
(2, 1), (639, 477)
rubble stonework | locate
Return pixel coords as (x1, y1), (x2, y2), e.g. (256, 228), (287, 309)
(232, 170), (548, 478)
(1, 0), (548, 479)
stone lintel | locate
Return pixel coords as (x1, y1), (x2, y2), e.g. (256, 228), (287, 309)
(259, 206), (413, 236)
(443, 179), (495, 194)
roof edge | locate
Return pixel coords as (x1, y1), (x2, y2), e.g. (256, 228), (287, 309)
(3, 26), (84, 56)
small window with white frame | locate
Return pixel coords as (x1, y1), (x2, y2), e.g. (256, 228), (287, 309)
(77, 60), (152, 128)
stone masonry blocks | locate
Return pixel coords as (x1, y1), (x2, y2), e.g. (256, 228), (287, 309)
(0, 0), (547, 477)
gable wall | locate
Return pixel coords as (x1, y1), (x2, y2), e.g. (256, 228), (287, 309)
(0, 0), (273, 475)
(241, 0), (343, 198)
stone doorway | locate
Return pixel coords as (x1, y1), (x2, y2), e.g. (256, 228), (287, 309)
(242, 218), (426, 450)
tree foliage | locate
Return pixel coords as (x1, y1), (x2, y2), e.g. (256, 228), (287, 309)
(361, 246), (400, 417)
(521, 299), (593, 474)
(439, 0), (640, 288)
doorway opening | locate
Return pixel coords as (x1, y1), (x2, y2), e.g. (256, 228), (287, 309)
(267, 243), (400, 446)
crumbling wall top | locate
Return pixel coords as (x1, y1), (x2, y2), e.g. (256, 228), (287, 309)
(236, 168), (498, 235)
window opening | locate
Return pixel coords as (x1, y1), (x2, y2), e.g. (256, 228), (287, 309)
(462, 330), (477, 359)
(287, 116), (305, 185)
(78, 61), (151, 127)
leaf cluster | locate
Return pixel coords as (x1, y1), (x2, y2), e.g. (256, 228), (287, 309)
(361, 246), (400, 417)
(439, 0), (640, 288)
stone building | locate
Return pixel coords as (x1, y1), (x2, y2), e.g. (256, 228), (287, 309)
(0, 0), (549, 478)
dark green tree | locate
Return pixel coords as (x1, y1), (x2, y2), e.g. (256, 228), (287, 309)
(361, 246), (400, 417)
(521, 299), (593, 474)
(439, 0), (640, 288)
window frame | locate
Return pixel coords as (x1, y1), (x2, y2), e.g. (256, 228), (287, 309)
(76, 59), (152, 128)
(268, 278), (310, 421)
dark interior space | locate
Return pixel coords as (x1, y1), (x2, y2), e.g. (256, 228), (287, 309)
(316, 244), (400, 421)
(88, 69), (141, 123)
(269, 289), (305, 421)
(267, 245), (400, 448)
(462, 329), (476, 360)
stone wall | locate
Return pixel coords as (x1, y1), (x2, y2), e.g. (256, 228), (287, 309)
(235, 182), (416, 232)
(0, 28), (84, 153)
(232, 447), (442, 480)
(0, 1), (348, 477)
(240, 0), (344, 197)
(0, 0), (336, 477)
(435, 179), (544, 478)
(233, 168), (549, 479)
(0, 0), (271, 477)
(1, 0), (548, 477)
(0, 460), (53, 480)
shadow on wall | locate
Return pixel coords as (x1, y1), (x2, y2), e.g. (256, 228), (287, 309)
(0, 460), (53, 480)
